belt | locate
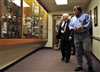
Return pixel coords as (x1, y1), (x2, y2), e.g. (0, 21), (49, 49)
(75, 31), (88, 34)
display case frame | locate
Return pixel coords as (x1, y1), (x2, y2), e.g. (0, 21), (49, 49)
(0, 0), (22, 38)
(0, 0), (48, 46)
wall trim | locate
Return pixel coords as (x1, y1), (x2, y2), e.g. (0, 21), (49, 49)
(44, 47), (52, 49)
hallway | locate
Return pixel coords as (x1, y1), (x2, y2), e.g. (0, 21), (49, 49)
(4, 48), (100, 72)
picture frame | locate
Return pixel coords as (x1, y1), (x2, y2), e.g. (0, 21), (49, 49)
(94, 6), (98, 27)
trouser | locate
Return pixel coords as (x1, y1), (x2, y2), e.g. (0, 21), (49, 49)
(56, 38), (59, 46)
(71, 40), (75, 53)
(74, 32), (93, 67)
(60, 36), (71, 60)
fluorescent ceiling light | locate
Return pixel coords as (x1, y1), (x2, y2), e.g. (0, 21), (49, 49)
(55, 0), (68, 5)
(12, 0), (30, 7)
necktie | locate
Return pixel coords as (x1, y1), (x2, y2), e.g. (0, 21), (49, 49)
(63, 21), (67, 32)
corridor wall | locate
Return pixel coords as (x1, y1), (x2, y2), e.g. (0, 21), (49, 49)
(0, 42), (46, 69)
(87, 0), (100, 60)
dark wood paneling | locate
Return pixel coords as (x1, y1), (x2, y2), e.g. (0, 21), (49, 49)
(0, 39), (47, 46)
(0, 0), (1, 38)
(1, 41), (46, 50)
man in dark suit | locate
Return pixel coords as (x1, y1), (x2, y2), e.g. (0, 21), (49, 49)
(56, 13), (72, 63)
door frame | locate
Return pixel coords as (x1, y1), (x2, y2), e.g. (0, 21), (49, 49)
(52, 14), (62, 48)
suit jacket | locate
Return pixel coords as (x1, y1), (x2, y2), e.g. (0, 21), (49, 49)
(56, 20), (72, 41)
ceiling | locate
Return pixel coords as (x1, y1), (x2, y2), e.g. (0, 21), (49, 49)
(36, 0), (91, 12)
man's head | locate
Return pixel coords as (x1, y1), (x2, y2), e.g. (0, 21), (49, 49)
(62, 13), (69, 21)
(73, 6), (82, 16)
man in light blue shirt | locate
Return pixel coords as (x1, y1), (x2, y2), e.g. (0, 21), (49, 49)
(69, 6), (93, 72)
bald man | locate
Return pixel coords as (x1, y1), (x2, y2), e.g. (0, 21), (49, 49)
(56, 13), (72, 63)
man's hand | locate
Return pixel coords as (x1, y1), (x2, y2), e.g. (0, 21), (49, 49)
(69, 36), (72, 40)
(72, 26), (84, 31)
(61, 30), (64, 34)
(72, 27), (78, 31)
(80, 26), (84, 29)
(76, 27), (81, 31)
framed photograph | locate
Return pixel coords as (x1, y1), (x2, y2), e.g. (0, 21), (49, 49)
(94, 6), (98, 27)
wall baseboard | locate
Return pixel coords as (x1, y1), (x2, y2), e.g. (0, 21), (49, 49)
(91, 52), (100, 63)
(44, 47), (52, 49)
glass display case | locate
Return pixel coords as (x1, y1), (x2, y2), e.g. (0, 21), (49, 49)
(0, 0), (21, 38)
(23, 0), (48, 39)
(23, 0), (39, 38)
(32, 5), (39, 38)
(0, 0), (48, 39)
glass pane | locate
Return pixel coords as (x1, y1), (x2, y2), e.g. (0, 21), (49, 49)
(40, 6), (48, 39)
(32, 5), (39, 38)
(23, 0), (39, 38)
(1, 0), (21, 38)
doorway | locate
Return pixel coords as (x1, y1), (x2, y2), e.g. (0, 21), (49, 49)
(52, 15), (61, 49)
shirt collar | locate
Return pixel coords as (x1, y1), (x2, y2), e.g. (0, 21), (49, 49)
(76, 13), (82, 18)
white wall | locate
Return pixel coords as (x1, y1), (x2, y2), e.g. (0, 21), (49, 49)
(86, 0), (100, 60)
(87, 0), (100, 37)
(99, 0), (100, 60)
(45, 14), (53, 47)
